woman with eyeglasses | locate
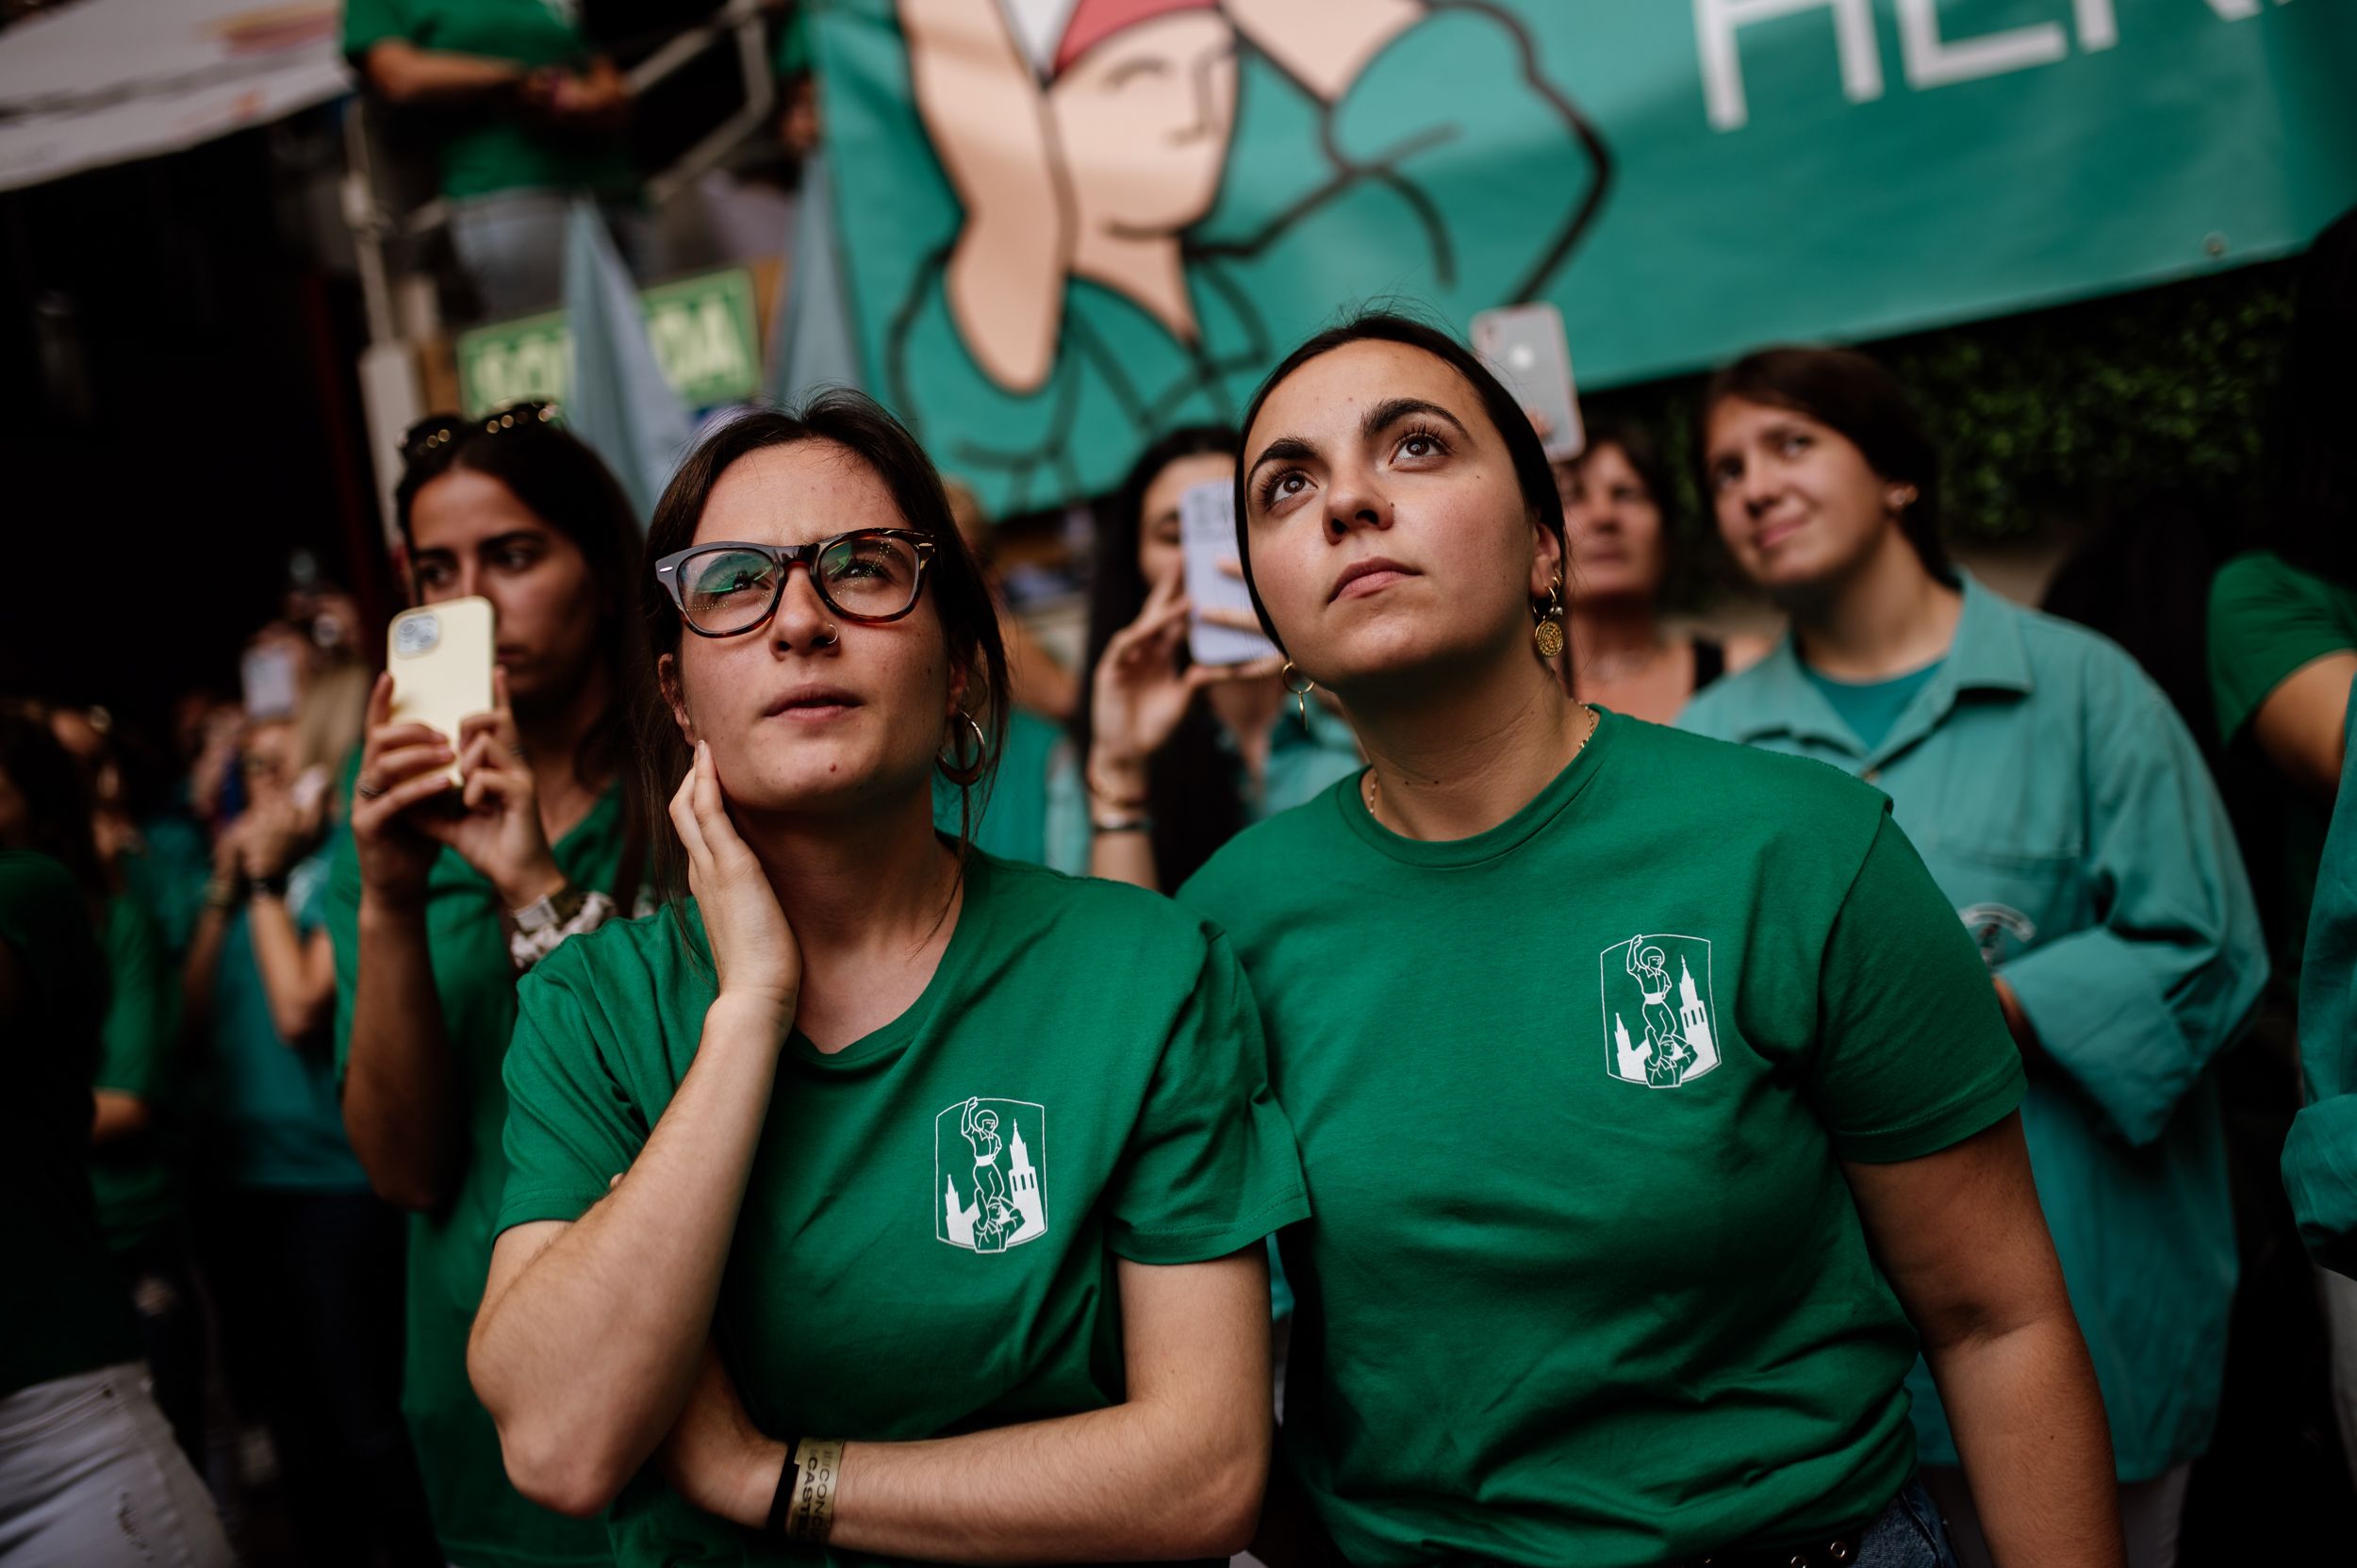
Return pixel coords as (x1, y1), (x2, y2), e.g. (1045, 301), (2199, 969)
(465, 394), (1304, 1564)
(1680, 347), (2265, 1568)
(1177, 312), (2122, 1567)
(325, 404), (650, 1568)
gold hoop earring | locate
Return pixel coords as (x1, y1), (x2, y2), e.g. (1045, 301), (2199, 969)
(1532, 573), (1566, 660)
(1281, 661), (1316, 725)
(936, 709), (988, 787)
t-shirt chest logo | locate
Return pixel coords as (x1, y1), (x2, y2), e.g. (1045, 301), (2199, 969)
(1598, 933), (1722, 1089)
(935, 1097), (1048, 1253)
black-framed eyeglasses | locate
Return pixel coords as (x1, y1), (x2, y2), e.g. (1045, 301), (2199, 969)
(654, 531), (939, 636)
(399, 401), (557, 468)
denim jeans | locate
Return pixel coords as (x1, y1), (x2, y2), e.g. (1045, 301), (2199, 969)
(0, 1362), (232, 1567)
(1855, 1480), (1963, 1567)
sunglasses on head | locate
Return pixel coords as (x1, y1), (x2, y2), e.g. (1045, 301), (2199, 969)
(399, 402), (558, 468)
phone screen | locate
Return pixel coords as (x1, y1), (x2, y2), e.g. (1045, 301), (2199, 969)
(240, 645), (300, 721)
(1473, 303), (1585, 463)
(1178, 481), (1277, 668)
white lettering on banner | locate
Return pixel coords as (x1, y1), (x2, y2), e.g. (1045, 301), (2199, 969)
(1696, 0), (1886, 132)
(1702, 0), (2284, 130)
(1896, 0), (2066, 90)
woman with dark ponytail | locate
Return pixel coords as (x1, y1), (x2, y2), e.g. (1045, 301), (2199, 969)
(324, 403), (651, 1568)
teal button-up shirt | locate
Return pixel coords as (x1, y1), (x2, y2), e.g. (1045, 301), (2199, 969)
(1681, 575), (2267, 1481)
(2291, 677), (2357, 1279)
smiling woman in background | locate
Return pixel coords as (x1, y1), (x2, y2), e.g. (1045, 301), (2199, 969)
(1681, 344), (2266, 1568)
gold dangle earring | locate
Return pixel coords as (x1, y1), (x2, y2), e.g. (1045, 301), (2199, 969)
(1532, 573), (1566, 660)
(1281, 661), (1316, 724)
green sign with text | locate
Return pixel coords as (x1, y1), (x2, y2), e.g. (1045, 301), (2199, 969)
(455, 266), (762, 416)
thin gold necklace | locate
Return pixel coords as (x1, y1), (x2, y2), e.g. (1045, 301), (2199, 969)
(1363, 702), (1600, 820)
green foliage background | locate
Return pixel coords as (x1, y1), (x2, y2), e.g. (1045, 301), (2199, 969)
(1599, 259), (2298, 596)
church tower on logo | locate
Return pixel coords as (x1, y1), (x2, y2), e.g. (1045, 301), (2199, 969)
(1677, 958), (1716, 1068)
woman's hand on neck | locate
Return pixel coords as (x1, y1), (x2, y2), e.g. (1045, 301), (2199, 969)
(725, 777), (964, 1052)
(1789, 528), (1963, 682)
(1348, 649), (1591, 843)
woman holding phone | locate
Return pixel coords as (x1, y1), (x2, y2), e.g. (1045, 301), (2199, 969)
(1078, 428), (1362, 892)
(327, 403), (648, 1568)
(1179, 312), (2123, 1567)
(1680, 347), (2265, 1568)
(464, 394), (1304, 1564)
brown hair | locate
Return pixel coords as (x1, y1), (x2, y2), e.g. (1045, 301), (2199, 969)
(635, 394), (1011, 924)
(1699, 346), (1955, 585)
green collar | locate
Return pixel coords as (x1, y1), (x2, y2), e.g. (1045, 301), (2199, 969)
(1726, 574), (2036, 764)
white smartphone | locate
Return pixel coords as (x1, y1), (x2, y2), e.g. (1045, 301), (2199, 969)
(387, 597), (495, 785)
(1473, 303), (1585, 463)
(240, 644), (300, 721)
(1179, 481), (1277, 668)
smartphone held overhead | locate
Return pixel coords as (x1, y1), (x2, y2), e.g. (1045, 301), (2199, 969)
(1473, 303), (1585, 463)
(1179, 482), (1278, 668)
(387, 598), (495, 785)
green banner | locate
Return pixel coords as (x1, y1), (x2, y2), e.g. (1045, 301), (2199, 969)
(455, 266), (762, 416)
(814, 0), (2357, 516)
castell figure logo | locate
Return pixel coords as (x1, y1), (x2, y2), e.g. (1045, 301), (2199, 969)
(935, 1097), (1048, 1253)
(1598, 933), (1722, 1089)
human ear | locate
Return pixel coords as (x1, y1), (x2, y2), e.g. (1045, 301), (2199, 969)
(1529, 510), (1567, 599)
(658, 652), (697, 746)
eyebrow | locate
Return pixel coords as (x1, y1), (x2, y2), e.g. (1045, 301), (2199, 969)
(1244, 397), (1476, 487)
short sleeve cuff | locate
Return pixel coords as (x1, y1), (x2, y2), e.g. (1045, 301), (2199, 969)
(495, 1182), (611, 1237)
(1830, 1055), (2025, 1164)
(1108, 1187), (1308, 1266)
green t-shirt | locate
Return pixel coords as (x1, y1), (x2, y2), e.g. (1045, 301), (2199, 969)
(1802, 659), (1947, 752)
(1178, 714), (2027, 1567)
(343, 0), (637, 203)
(496, 852), (1308, 1568)
(90, 892), (183, 1256)
(328, 789), (628, 1568)
(0, 852), (142, 1398)
(208, 849), (368, 1193)
(2207, 550), (2357, 969)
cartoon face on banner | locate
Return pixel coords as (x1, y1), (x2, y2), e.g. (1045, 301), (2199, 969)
(859, 0), (1610, 512)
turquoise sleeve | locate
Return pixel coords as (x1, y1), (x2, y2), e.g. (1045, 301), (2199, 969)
(324, 827), (364, 1081)
(2001, 655), (2269, 1147)
(2291, 677), (2357, 1278)
(93, 899), (172, 1099)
